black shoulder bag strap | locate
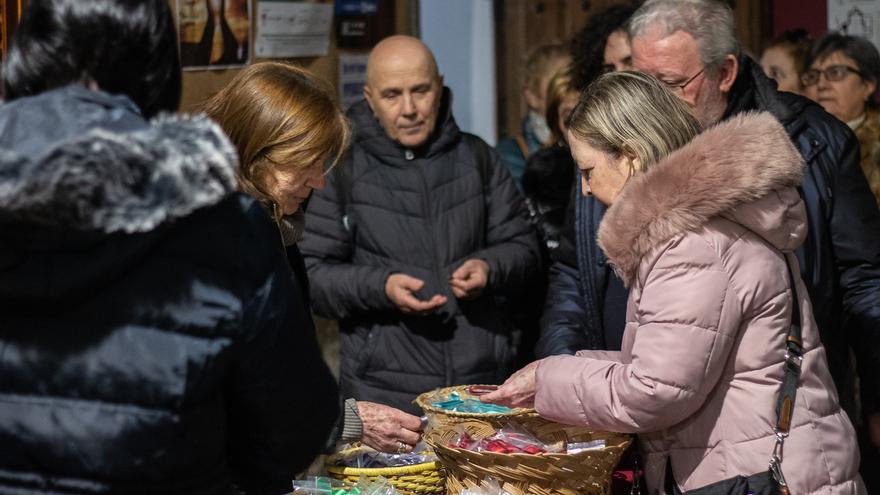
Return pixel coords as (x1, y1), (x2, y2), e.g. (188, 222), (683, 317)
(769, 255), (803, 495)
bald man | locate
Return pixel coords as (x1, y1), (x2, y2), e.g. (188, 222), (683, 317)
(301, 36), (541, 413)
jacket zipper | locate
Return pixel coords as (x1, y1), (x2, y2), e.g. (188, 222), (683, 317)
(413, 152), (455, 387)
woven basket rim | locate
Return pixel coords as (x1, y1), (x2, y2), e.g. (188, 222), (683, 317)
(325, 461), (441, 477)
(325, 445), (441, 477)
(414, 385), (533, 418)
(427, 433), (632, 460)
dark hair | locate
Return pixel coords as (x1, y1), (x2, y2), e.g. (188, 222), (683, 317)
(805, 32), (880, 83)
(3, 0), (181, 118)
(764, 29), (813, 75)
(570, 2), (640, 91)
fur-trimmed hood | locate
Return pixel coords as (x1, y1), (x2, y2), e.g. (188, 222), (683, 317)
(0, 85), (238, 234)
(598, 112), (806, 286)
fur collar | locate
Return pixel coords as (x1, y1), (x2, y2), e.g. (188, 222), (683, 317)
(597, 112), (805, 286)
(0, 113), (238, 234)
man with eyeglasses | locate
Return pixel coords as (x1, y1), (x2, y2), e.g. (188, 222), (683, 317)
(537, 0), (880, 491)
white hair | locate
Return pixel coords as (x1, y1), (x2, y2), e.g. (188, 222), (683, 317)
(628, 0), (740, 72)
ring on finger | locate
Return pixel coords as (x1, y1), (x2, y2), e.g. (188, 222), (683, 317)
(397, 441), (407, 454)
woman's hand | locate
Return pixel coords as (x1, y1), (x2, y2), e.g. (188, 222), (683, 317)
(358, 401), (424, 453)
(479, 360), (540, 409)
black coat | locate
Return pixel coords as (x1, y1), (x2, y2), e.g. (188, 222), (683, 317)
(537, 57), (880, 420)
(0, 86), (339, 495)
(521, 145), (577, 259)
(300, 90), (541, 413)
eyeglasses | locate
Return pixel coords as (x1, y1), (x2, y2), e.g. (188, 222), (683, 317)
(661, 68), (705, 94)
(801, 65), (865, 86)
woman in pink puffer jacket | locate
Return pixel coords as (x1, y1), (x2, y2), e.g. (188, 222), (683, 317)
(483, 71), (864, 494)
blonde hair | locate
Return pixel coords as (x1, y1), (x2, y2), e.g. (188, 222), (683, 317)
(568, 71), (701, 174)
(524, 43), (569, 92)
(201, 62), (350, 215)
(544, 64), (577, 144)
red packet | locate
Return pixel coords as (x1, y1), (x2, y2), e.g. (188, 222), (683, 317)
(467, 385), (498, 396)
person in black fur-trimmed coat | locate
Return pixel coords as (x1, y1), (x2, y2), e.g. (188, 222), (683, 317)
(0, 1), (338, 494)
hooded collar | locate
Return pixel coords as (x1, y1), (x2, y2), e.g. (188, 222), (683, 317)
(724, 56), (800, 128)
(0, 86), (238, 234)
(597, 112), (806, 286)
(346, 87), (462, 166)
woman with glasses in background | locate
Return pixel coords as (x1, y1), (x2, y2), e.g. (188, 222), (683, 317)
(803, 33), (880, 206)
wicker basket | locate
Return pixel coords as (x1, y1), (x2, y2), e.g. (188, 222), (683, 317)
(325, 445), (446, 495)
(415, 385), (531, 426)
(424, 414), (631, 495)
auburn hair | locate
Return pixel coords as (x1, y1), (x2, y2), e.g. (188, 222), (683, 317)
(202, 62), (350, 211)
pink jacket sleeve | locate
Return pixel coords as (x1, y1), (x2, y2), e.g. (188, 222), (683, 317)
(574, 350), (622, 361)
(535, 236), (742, 433)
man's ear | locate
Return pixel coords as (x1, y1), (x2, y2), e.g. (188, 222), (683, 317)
(522, 86), (541, 112)
(363, 84), (375, 112)
(717, 54), (739, 94)
(863, 79), (877, 103)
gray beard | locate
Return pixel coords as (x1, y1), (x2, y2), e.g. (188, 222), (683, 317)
(277, 210), (306, 246)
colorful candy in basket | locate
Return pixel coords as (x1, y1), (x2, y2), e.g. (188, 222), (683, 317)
(291, 475), (402, 495)
(431, 389), (512, 414)
(449, 422), (564, 454)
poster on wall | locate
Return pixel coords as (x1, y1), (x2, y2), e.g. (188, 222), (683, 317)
(335, 0), (382, 50)
(255, 0), (334, 58)
(829, 0), (880, 50)
(178, 0), (251, 70)
(338, 53), (369, 110)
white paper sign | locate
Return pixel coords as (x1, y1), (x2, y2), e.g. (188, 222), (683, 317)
(828, 0), (880, 50)
(255, 1), (334, 58)
(338, 53), (370, 110)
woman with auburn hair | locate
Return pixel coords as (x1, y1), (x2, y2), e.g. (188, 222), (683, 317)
(203, 61), (427, 454)
(202, 61), (350, 243)
(484, 71), (863, 494)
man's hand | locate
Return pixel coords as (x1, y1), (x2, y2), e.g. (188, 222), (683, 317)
(479, 360), (540, 409)
(449, 259), (490, 300)
(385, 273), (447, 315)
(358, 401), (424, 453)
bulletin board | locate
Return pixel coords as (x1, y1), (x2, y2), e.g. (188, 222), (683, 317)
(1, 0), (24, 62)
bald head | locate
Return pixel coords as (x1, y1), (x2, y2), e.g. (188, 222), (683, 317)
(364, 36), (444, 148)
(367, 35), (439, 86)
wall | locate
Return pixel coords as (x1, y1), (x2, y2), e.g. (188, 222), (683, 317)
(178, 0), (416, 112)
(420, 0), (497, 144)
(773, 0), (826, 38)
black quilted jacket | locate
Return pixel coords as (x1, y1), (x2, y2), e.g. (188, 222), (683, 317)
(0, 86), (338, 495)
(300, 89), (541, 413)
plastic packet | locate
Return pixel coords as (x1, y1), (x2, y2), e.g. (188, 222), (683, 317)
(431, 391), (513, 414)
(449, 424), (481, 450)
(566, 439), (606, 454)
(491, 422), (562, 454)
(290, 476), (404, 495)
(460, 476), (511, 495)
(291, 476), (351, 494)
(335, 443), (437, 469)
(449, 422), (558, 455)
(357, 475), (403, 495)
